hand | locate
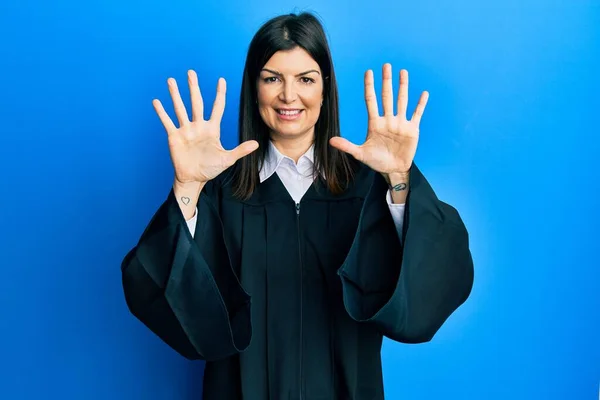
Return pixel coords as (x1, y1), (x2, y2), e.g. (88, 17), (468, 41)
(329, 64), (428, 175)
(153, 70), (259, 184)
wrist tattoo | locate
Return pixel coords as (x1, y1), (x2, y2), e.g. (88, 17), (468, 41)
(180, 196), (191, 205)
(389, 183), (408, 192)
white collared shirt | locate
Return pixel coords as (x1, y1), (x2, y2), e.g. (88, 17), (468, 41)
(186, 141), (405, 240)
(258, 141), (319, 203)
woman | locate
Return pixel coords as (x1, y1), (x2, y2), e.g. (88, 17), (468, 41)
(121, 11), (474, 400)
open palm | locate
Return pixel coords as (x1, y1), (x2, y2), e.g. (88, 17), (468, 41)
(153, 70), (258, 184)
(330, 64), (428, 174)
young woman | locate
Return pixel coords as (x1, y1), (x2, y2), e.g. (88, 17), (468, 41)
(121, 11), (474, 400)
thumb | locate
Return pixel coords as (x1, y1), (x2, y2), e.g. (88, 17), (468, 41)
(329, 137), (363, 161)
(225, 140), (260, 165)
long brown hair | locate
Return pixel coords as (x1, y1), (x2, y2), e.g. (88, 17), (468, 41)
(231, 11), (357, 200)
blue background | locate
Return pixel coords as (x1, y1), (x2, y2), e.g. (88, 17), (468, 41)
(1, 0), (598, 398)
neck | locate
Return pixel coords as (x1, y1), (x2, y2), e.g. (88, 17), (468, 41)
(270, 130), (315, 163)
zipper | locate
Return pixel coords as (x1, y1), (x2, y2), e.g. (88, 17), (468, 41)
(295, 202), (304, 400)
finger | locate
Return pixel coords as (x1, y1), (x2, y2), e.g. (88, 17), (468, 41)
(381, 63), (394, 116)
(225, 140), (259, 165)
(397, 69), (408, 119)
(152, 99), (177, 134)
(167, 77), (190, 127)
(411, 91), (429, 125)
(188, 70), (204, 122)
(210, 78), (227, 123)
(329, 137), (364, 162)
(364, 70), (379, 120)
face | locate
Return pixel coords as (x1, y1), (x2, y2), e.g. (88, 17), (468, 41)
(256, 47), (324, 141)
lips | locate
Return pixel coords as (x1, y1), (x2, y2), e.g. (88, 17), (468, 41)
(277, 109), (302, 115)
(276, 108), (303, 121)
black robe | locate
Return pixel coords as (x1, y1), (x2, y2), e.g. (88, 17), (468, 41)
(121, 162), (474, 400)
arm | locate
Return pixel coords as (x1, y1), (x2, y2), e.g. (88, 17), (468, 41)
(386, 190), (406, 243)
(185, 208), (199, 237)
(174, 180), (203, 221)
(337, 164), (474, 343)
(121, 179), (251, 360)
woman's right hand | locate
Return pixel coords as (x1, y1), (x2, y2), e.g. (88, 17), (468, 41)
(153, 70), (259, 185)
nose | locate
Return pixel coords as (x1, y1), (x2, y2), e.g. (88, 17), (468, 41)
(279, 80), (298, 103)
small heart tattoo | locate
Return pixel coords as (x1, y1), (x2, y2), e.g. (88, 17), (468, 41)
(181, 197), (190, 205)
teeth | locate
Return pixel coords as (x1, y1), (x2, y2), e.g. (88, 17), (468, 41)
(278, 110), (301, 115)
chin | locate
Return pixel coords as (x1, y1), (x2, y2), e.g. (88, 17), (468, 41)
(278, 117), (319, 134)
(270, 123), (313, 138)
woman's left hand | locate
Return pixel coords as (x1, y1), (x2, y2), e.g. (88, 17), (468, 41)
(329, 64), (429, 177)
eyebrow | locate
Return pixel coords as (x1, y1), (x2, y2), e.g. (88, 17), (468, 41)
(260, 68), (321, 77)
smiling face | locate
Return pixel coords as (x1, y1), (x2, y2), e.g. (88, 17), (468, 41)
(256, 47), (324, 141)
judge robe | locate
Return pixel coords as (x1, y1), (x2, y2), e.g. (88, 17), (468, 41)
(121, 162), (474, 400)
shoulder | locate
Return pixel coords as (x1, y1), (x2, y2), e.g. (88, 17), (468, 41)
(315, 161), (378, 201)
(197, 166), (236, 202)
(347, 161), (378, 193)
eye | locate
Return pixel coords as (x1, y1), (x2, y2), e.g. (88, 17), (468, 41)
(263, 76), (279, 83)
(300, 77), (315, 84)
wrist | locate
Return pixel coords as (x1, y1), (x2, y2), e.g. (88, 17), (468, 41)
(173, 179), (205, 202)
(173, 178), (205, 191)
(173, 179), (204, 220)
(384, 170), (410, 186)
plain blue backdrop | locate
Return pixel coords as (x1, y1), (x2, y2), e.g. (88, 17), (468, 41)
(1, 0), (598, 398)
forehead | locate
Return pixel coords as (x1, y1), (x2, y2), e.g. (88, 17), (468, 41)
(262, 47), (320, 73)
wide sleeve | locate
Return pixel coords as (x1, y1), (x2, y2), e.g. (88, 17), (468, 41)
(337, 164), (474, 343)
(120, 181), (252, 360)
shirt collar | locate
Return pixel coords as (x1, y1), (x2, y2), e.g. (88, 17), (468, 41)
(259, 140), (315, 183)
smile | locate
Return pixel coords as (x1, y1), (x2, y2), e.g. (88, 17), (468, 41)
(276, 109), (303, 120)
(277, 109), (302, 115)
